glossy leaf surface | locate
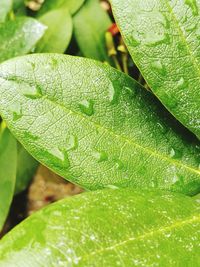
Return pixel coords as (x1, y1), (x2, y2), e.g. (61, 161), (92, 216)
(0, 17), (46, 63)
(36, 8), (72, 53)
(0, 54), (199, 194)
(0, 0), (12, 23)
(0, 189), (199, 266)
(0, 128), (17, 231)
(37, 0), (85, 16)
(15, 142), (38, 195)
(73, 0), (112, 62)
(111, 0), (200, 139)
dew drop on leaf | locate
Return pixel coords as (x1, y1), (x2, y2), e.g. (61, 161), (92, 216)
(93, 150), (108, 162)
(79, 99), (94, 116)
(169, 148), (183, 159)
(108, 82), (120, 104)
(151, 60), (167, 76)
(132, 11), (170, 47)
(105, 184), (119, 189)
(13, 110), (22, 121)
(66, 134), (78, 151)
(156, 122), (168, 134)
(11, 103), (22, 121)
(114, 159), (124, 170)
(22, 84), (42, 99)
(177, 77), (188, 90)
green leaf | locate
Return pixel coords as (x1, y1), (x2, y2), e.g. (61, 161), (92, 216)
(37, 0), (85, 16)
(0, 54), (199, 195)
(73, 0), (112, 63)
(0, 0), (12, 23)
(13, 0), (27, 17)
(13, 0), (25, 10)
(0, 189), (199, 266)
(0, 128), (17, 231)
(15, 142), (38, 195)
(110, 0), (200, 139)
(35, 8), (73, 53)
(0, 17), (46, 63)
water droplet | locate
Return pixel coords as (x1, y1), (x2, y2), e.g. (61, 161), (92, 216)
(114, 159), (124, 170)
(13, 110), (22, 121)
(185, 0), (198, 16)
(156, 122), (168, 134)
(123, 86), (136, 98)
(49, 148), (70, 168)
(151, 60), (166, 75)
(90, 234), (96, 241)
(132, 12), (170, 46)
(22, 84), (42, 99)
(108, 81), (120, 104)
(105, 184), (119, 189)
(93, 150), (108, 162)
(169, 148), (183, 159)
(66, 134), (78, 151)
(177, 77), (188, 90)
(79, 100), (94, 116)
(23, 131), (39, 141)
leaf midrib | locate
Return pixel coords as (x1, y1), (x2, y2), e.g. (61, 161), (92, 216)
(79, 213), (200, 262)
(164, 0), (200, 79)
(0, 75), (199, 176)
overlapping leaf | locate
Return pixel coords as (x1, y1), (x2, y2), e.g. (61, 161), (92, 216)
(0, 128), (17, 231)
(111, 0), (200, 139)
(37, 0), (85, 16)
(0, 0), (12, 23)
(36, 8), (73, 53)
(0, 17), (46, 63)
(0, 189), (199, 266)
(15, 143), (38, 195)
(73, 0), (112, 62)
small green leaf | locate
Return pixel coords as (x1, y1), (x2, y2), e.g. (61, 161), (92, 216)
(35, 8), (73, 53)
(111, 0), (200, 139)
(0, 0), (12, 23)
(0, 128), (17, 231)
(15, 142), (38, 195)
(73, 0), (112, 62)
(0, 54), (199, 195)
(0, 189), (199, 266)
(0, 17), (46, 63)
(37, 0), (85, 16)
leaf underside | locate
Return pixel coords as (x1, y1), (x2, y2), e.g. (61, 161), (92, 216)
(111, 0), (200, 139)
(0, 54), (199, 195)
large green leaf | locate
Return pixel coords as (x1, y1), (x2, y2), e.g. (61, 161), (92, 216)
(73, 0), (112, 62)
(15, 142), (38, 195)
(0, 54), (199, 194)
(35, 8), (73, 53)
(0, 17), (46, 63)
(0, 0), (12, 23)
(0, 128), (17, 231)
(110, 0), (200, 139)
(37, 0), (85, 16)
(0, 189), (199, 266)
